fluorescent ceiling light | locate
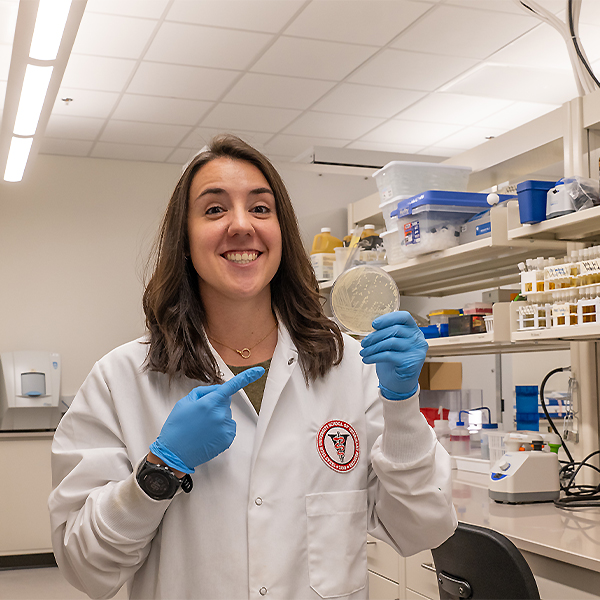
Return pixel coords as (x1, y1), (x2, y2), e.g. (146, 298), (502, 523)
(13, 64), (54, 136)
(29, 0), (72, 61)
(4, 137), (33, 182)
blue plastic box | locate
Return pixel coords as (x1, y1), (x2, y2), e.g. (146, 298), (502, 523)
(392, 191), (498, 257)
(516, 180), (555, 224)
(515, 385), (539, 431)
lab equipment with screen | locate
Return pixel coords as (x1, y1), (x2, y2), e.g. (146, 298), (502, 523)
(0, 351), (62, 431)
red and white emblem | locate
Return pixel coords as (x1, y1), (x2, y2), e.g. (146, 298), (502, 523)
(317, 420), (360, 472)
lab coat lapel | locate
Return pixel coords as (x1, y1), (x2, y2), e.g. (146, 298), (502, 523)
(250, 324), (298, 470)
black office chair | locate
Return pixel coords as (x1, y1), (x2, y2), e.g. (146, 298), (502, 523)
(430, 522), (540, 600)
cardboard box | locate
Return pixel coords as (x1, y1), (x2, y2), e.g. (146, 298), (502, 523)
(419, 362), (462, 390)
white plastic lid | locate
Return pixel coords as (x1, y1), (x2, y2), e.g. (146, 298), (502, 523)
(364, 224), (375, 230)
(321, 227), (331, 233)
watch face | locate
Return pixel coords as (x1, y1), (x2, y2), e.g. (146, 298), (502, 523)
(140, 470), (176, 500)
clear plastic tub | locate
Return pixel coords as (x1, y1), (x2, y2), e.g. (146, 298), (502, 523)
(380, 229), (404, 265)
(396, 191), (493, 258)
(379, 195), (410, 230)
(372, 161), (471, 203)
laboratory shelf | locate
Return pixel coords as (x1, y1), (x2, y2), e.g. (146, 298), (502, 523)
(512, 322), (600, 343)
(323, 201), (568, 297)
(508, 204), (600, 243)
(426, 302), (569, 356)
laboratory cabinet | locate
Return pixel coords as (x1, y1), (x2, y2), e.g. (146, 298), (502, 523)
(0, 432), (53, 555)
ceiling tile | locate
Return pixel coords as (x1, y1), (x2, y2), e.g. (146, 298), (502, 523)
(447, 64), (578, 104)
(283, 111), (384, 139)
(144, 22), (273, 70)
(284, 0), (431, 47)
(99, 121), (191, 146)
(447, 0), (564, 15)
(251, 37), (378, 81)
(85, 0), (169, 19)
(580, 1), (600, 25)
(312, 84), (426, 118)
(71, 13), (158, 59)
(435, 125), (508, 150)
(346, 139), (425, 154)
(52, 89), (120, 118)
(264, 135), (349, 159)
(39, 138), (93, 157)
(112, 95), (213, 126)
(0, 43), (10, 81)
(490, 23), (572, 69)
(418, 145), (464, 158)
(165, 147), (200, 166)
(396, 93), (513, 125)
(127, 62), (240, 101)
(166, 0), (305, 33)
(200, 103), (301, 133)
(223, 73), (335, 110)
(91, 142), (174, 162)
(475, 101), (559, 130)
(391, 5), (537, 59)
(0, 0), (17, 45)
(360, 119), (462, 147)
(179, 128), (272, 151)
(45, 115), (106, 140)
(61, 55), (138, 92)
(578, 24), (600, 64)
(349, 49), (477, 91)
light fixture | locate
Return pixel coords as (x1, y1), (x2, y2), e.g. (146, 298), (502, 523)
(29, 0), (73, 61)
(4, 137), (33, 183)
(13, 64), (54, 136)
(0, 0), (87, 183)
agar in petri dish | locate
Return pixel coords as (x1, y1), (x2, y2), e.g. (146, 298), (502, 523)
(330, 264), (400, 336)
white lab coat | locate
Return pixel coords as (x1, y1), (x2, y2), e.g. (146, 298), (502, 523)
(49, 324), (457, 600)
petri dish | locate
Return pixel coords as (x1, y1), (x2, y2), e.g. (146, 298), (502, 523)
(330, 264), (400, 336)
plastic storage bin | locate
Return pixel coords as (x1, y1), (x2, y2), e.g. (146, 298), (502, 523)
(372, 161), (471, 203)
(459, 196), (515, 244)
(516, 180), (555, 224)
(396, 191), (494, 258)
(380, 229), (404, 265)
(379, 195), (409, 230)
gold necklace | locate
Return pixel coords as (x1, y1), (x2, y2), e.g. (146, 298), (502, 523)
(208, 322), (278, 359)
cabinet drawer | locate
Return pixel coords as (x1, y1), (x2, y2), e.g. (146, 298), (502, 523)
(368, 570), (399, 600)
(405, 550), (439, 600)
(406, 589), (433, 600)
(367, 535), (400, 583)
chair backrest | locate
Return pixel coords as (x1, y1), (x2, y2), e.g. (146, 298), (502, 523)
(430, 522), (540, 600)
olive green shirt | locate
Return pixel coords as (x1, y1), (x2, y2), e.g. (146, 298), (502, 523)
(227, 359), (272, 414)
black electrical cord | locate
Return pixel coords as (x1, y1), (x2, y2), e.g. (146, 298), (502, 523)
(568, 0), (600, 89)
(538, 366), (600, 508)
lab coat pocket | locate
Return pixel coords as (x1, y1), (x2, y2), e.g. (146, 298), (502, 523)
(306, 489), (368, 598)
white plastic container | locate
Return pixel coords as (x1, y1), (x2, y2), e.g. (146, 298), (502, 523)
(434, 419), (452, 453)
(379, 195), (410, 230)
(380, 229), (404, 265)
(372, 161), (471, 203)
(450, 421), (471, 456)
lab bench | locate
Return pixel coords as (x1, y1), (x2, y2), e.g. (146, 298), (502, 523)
(368, 469), (600, 600)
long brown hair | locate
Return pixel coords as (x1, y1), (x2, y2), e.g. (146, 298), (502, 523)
(143, 134), (344, 384)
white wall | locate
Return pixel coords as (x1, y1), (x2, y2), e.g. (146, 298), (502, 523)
(0, 154), (376, 396)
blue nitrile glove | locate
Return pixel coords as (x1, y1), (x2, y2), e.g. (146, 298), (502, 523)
(359, 311), (428, 401)
(149, 367), (265, 473)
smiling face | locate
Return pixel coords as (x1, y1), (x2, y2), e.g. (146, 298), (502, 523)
(187, 157), (282, 308)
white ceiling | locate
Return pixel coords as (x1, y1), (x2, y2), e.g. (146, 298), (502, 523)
(1, 0), (600, 166)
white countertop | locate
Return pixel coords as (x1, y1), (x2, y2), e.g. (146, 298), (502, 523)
(453, 470), (600, 574)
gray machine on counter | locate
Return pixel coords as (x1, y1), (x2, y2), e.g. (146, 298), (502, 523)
(0, 351), (61, 431)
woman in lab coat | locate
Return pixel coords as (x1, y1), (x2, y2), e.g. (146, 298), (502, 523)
(49, 135), (457, 600)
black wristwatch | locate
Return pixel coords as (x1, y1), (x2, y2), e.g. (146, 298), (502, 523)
(136, 458), (193, 501)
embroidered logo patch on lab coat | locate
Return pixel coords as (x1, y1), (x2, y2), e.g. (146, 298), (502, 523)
(317, 420), (360, 472)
